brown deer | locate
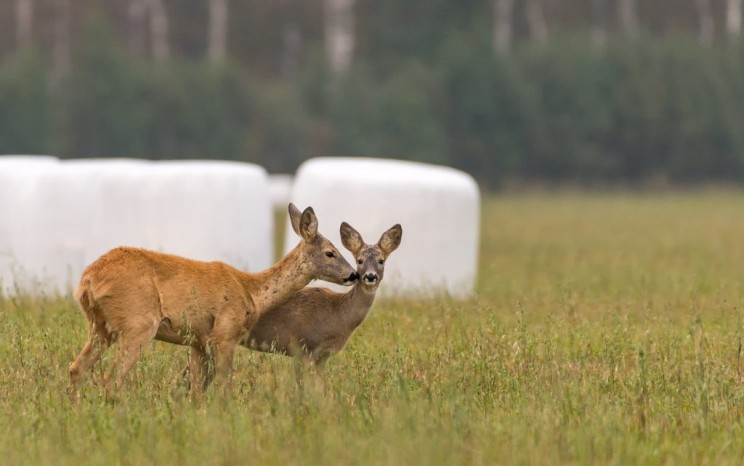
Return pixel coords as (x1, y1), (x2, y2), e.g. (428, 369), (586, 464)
(180, 222), (401, 389)
(240, 222), (401, 375)
(68, 203), (358, 398)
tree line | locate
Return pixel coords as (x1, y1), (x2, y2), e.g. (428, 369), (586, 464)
(3, 1), (744, 75)
(1, 1), (743, 187)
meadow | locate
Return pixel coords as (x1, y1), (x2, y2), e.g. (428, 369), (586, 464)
(2, 192), (744, 465)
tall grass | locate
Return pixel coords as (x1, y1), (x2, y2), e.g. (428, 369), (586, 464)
(2, 192), (744, 465)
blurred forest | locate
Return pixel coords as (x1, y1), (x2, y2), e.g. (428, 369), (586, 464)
(1, 0), (744, 187)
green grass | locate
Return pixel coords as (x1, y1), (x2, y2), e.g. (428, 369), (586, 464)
(3, 192), (744, 465)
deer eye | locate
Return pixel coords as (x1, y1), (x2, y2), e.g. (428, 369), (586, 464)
(325, 251), (335, 258)
(378, 259), (385, 265)
(357, 259), (363, 264)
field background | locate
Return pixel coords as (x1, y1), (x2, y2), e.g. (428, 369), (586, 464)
(2, 192), (744, 465)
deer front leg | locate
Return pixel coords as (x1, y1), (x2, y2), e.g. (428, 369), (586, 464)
(187, 345), (215, 397)
(293, 352), (319, 388)
(209, 311), (250, 393)
(212, 339), (237, 392)
(313, 351), (332, 370)
(311, 351), (332, 391)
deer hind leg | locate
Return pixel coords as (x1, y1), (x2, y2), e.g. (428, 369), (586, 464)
(103, 317), (159, 399)
(68, 315), (114, 391)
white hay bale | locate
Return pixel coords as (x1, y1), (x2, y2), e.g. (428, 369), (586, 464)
(0, 155), (58, 166)
(0, 156), (62, 294)
(150, 160), (273, 272)
(285, 157), (480, 298)
(0, 159), (273, 296)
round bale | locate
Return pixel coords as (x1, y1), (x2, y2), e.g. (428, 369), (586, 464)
(61, 158), (274, 273)
(0, 156), (61, 294)
(284, 157), (480, 298)
(1, 159), (273, 296)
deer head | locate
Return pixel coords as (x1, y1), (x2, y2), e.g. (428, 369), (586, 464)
(340, 222), (402, 290)
(288, 203), (358, 285)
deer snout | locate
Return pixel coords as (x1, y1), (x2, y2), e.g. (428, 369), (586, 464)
(362, 272), (379, 284)
(344, 271), (360, 283)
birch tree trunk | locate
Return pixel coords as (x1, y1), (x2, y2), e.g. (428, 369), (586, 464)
(149, 0), (170, 62)
(324, 0), (355, 76)
(525, 0), (548, 44)
(618, 0), (638, 37)
(53, 0), (71, 85)
(591, 0), (608, 49)
(727, 0), (743, 42)
(493, 0), (514, 54)
(128, 0), (147, 56)
(208, 0), (229, 63)
(694, 0), (715, 47)
(16, 0), (33, 50)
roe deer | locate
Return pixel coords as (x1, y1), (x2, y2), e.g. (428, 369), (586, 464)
(242, 222), (401, 369)
(68, 203), (358, 398)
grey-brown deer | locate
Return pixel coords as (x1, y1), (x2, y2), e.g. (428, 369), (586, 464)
(243, 222), (401, 370)
(68, 203), (357, 398)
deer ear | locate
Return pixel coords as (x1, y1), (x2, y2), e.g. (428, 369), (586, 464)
(299, 207), (318, 241)
(288, 203), (302, 236)
(340, 222), (364, 253)
(378, 224), (402, 256)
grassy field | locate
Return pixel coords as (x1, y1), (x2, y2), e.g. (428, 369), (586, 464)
(2, 192), (744, 465)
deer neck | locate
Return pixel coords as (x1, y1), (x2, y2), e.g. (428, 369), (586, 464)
(340, 283), (378, 329)
(245, 244), (311, 313)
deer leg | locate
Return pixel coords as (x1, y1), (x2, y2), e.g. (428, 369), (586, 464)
(210, 313), (245, 392)
(69, 335), (108, 387)
(213, 340), (236, 391)
(309, 352), (331, 391)
(293, 353), (314, 388)
(177, 363), (192, 391)
(313, 352), (331, 371)
(173, 351), (212, 400)
(68, 322), (112, 391)
(103, 322), (158, 399)
(189, 345), (215, 395)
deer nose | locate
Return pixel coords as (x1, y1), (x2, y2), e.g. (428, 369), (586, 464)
(363, 273), (378, 284)
(345, 272), (359, 283)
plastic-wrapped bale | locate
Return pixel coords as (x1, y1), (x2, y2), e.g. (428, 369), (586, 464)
(0, 156), (61, 294)
(0, 155), (58, 166)
(143, 160), (273, 273)
(1, 159), (273, 296)
(63, 158), (274, 273)
(285, 157), (480, 298)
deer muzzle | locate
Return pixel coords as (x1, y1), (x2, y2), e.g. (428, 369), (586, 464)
(344, 271), (360, 284)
